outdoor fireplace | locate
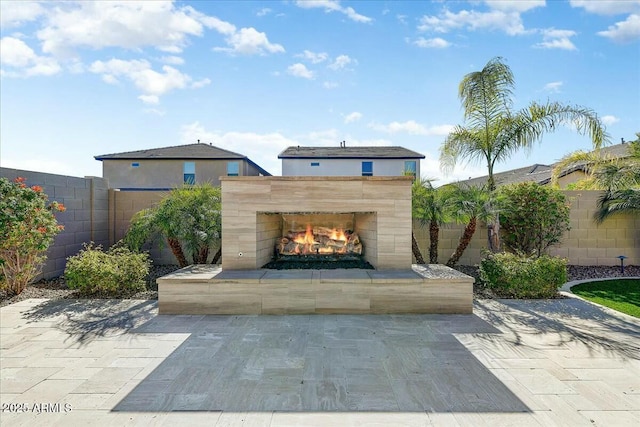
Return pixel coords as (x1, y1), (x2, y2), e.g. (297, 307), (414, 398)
(278, 214), (362, 257)
(262, 212), (376, 269)
(220, 176), (413, 270)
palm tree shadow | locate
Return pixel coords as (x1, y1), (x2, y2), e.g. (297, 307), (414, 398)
(474, 297), (640, 359)
(20, 299), (158, 345)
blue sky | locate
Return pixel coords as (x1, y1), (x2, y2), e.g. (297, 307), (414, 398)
(1, 0), (639, 183)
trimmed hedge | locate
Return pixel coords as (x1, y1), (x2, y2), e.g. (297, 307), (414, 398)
(65, 244), (150, 296)
(480, 252), (567, 298)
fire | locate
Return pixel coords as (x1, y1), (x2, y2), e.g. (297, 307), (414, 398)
(329, 228), (347, 242)
(283, 224), (356, 256)
(293, 224), (317, 245)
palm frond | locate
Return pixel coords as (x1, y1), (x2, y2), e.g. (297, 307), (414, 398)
(594, 189), (640, 223)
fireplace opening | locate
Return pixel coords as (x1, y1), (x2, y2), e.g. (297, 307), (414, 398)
(260, 212), (376, 270)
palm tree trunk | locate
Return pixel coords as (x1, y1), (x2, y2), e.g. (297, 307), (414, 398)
(412, 232), (425, 264)
(429, 219), (439, 264)
(211, 247), (222, 264)
(446, 216), (477, 267)
(488, 216), (501, 253)
(194, 246), (209, 264)
(167, 237), (189, 268)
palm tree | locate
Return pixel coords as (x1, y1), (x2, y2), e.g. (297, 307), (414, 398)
(552, 135), (639, 223)
(445, 185), (495, 267)
(440, 56), (608, 250)
(551, 135), (640, 191)
(124, 183), (222, 267)
(412, 178), (456, 263)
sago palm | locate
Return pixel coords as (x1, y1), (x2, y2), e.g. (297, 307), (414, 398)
(412, 178), (456, 264)
(445, 185), (495, 267)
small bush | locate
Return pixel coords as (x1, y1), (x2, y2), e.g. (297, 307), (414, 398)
(479, 252), (567, 298)
(65, 243), (150, 296)
(498, 182), (570, 257)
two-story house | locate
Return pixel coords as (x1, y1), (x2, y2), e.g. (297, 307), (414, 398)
(95, 142), (271, 190)
(278, 144), (425, 177)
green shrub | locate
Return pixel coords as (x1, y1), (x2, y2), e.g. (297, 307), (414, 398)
(1, 177), (65, 295)
(479, 252), (567, 298)
(498, 182), (570, 257)
(65, 243), (150, 296)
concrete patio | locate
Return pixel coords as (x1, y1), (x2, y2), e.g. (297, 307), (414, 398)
(1, 296), (639, 426)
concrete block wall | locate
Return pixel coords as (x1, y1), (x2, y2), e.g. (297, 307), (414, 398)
(413, 190), (639, 266)
(0, 168), (109, 279)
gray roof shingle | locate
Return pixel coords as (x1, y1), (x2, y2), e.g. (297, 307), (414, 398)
(94, 143), (272, 176)
(95, 143), (246, 160)
(278, 146), (425, 159)
(453, 142), (632, 188)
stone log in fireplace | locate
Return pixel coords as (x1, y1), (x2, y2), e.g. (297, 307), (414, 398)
(220, 176), (413, 270)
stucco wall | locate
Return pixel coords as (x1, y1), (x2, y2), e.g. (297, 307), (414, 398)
(0, 168), (109, 279)
(282, 158), (420, 177)
(102, 159), (256, 189)
(413, 190), (639, 266)
(108, 189), (221, 265)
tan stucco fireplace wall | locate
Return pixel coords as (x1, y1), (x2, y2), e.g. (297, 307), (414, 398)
(221, 176), (413, 270)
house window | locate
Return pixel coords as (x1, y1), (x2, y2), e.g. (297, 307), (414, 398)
(131, 162), (140, 168)
(362, 161), (373, 176)
(227, 161), (239, 176)
(404, 161), (417, 177)
(310, 162), (320, 167)
(183, 162), (195, 184)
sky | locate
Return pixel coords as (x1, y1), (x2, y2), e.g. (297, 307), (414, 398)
(1, 0), (639, 184)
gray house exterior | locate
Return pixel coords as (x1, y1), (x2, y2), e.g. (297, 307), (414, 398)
(279, 145), (425, 177)
(95, 143), (271, 190)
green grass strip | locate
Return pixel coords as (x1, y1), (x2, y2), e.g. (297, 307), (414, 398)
(571, 279), (640, 318)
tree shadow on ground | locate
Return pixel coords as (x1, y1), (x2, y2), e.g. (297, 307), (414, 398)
(19, 299), (158, 345)
(474, 297), (640, 359)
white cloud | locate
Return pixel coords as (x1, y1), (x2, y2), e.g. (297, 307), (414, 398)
(414, 37), (451, 48)
(295, 0), (372, 23)
(344, 112), (363, 123)
(0, 0), (44, 27)
(256, 8), (272, 17)
(421, 151), (488, 185)
(296, 50), (329, 64)
(543, 81), (563, 93)
(138, 95), (160, 105)
(195, 13), (237, 35)
(215, 27), (285, 55)
(418, 9), (526, 36)
(484, 0), (545, 13)
(287, 63), (314, 79)
(369, 120), (454, 136)
(0, 37), (61, 76)
(191, 78), (211, 89)
(601, 115), (620, 126)
(161, 56), (185, 65)
(323, 81), (338, 89)
(328, 54), (355, 70)
(181, 121), (299, 175)
(534, 29), (577, 50)
(569, 1), (640, 15)
(598, 14), (640, 43)
(37, 1), (205, 57)
(89, 58), (206, 103)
